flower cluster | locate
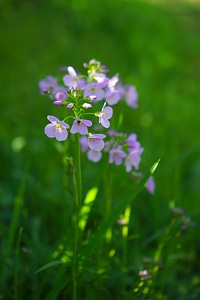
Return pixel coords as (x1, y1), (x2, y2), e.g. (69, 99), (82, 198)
(39, 59), (144, 174)
(170, 206), (196, 231)
(80, 130), (144, 173)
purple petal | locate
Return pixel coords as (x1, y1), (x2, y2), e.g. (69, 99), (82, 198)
(100, 118), (110, 128)
(87, 150), (102, 162)
(82, 119), (92, 127)
(55, 128), (68, 141)
(88, 137), (105, 151)
(58, 121), (70, 128)
(44, 124), (56, 138)
(47, 115), (59, 123)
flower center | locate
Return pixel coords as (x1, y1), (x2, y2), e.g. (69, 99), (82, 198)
(56, 124), (62, 129)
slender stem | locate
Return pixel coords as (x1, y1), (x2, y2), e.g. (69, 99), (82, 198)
(75, 133), (82, 210)
(72, 133), (82, 300)
(72, 216), (78, 300)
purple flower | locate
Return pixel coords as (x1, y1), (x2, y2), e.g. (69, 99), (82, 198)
(53, 100), (63, 106)
(93, 73), (109, 88)
(63, 66), (85, 89)
(124, 85), (138, 108)
(84, 82), (105, 101)
(145, 176), (155, 194)
(88, 134), (106, 151)
(39, 76), (57, 94)
(125, 149), (143, 172)
(107, 74), (119, 91)
(55, 92), (67, 101)
(105, 90), (121, 105)
(80, 136), (89, 152)
(52, 86), (67, 98)
(99, 103), (113, 128)
(44, 115), (70, 141)
(109, 149), (126, 165)
(66, 103), (73, 109)
(127, 133), (137, 146)
(126, 133), (142, 153)
(87, 149), (102, 162)
(105, 74), (122, 105)
(70, 119), (92, 135)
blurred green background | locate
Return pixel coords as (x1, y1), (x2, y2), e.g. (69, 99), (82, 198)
(0, 0), (200, 298)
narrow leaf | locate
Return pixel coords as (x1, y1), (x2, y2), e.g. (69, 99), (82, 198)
(78, 159), (160, 264)
(35, 260), (64, 274)
(78, 186), (98, 231)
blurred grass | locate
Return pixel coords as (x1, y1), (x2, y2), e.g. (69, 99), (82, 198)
(0, 0), (200, 298)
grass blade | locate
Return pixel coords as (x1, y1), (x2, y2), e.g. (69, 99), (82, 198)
(79, 159), (160, 264)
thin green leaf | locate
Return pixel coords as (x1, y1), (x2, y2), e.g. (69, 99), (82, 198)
(78, 186), (98, 231)
(78, 159), (160, 265)
(35, 260), (65, 274)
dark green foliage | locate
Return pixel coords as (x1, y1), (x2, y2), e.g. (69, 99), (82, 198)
(0, 0), (200, 299)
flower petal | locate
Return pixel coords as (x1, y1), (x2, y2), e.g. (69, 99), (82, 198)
(44, 124), (56, 138)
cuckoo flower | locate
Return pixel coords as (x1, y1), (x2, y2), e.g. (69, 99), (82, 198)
(39, 76), (66, 99)
(105, 74), (121, 105)
(63, 66), (85, 89)
(44, 115), (70, 141)
(109, 149), (126, 166)
(88, 134), (106, 151)
(124, 85), (138, 109)
(107, 74), (119, 92)
(145, 176), (155, 194)
(55, 92), (67, 101)
(93, 73), (109, 88)
(124, 149), (143, 172)
(80, 136), (89, 152)
(53, 92), (67, 105)
(84, 82), (105, 101)
(70, 119), (92, 135)
(105, 90), (121, 105)
(87, 149), (102, 162)
(99, 102), (113, 128)
(39, 76), (57, 94)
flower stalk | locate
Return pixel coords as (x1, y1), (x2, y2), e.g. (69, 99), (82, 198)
(71, 133), (83, 300)
(39, 58), (156, 298)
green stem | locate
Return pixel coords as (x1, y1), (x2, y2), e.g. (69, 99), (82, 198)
(75, 133), (82, 210)
(72, 218), (78, 300)
(72, 133), (82, 300)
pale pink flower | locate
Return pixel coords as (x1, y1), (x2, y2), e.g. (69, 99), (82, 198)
(87, 149), (102, 162)
(105, 90), (121, 105)
(88, 134), (106, 151)
(145, 176), (155, 194)
(125, 149), (143, 172)
(124, 85), (138, 108)
(99, 103), (113, 128)
(109, 149), (126, 165)
(44, 115), (69, 141)
(63, 66), (85, 89)
(84, 83), (105, 101)
(70, 119), (92, 135)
